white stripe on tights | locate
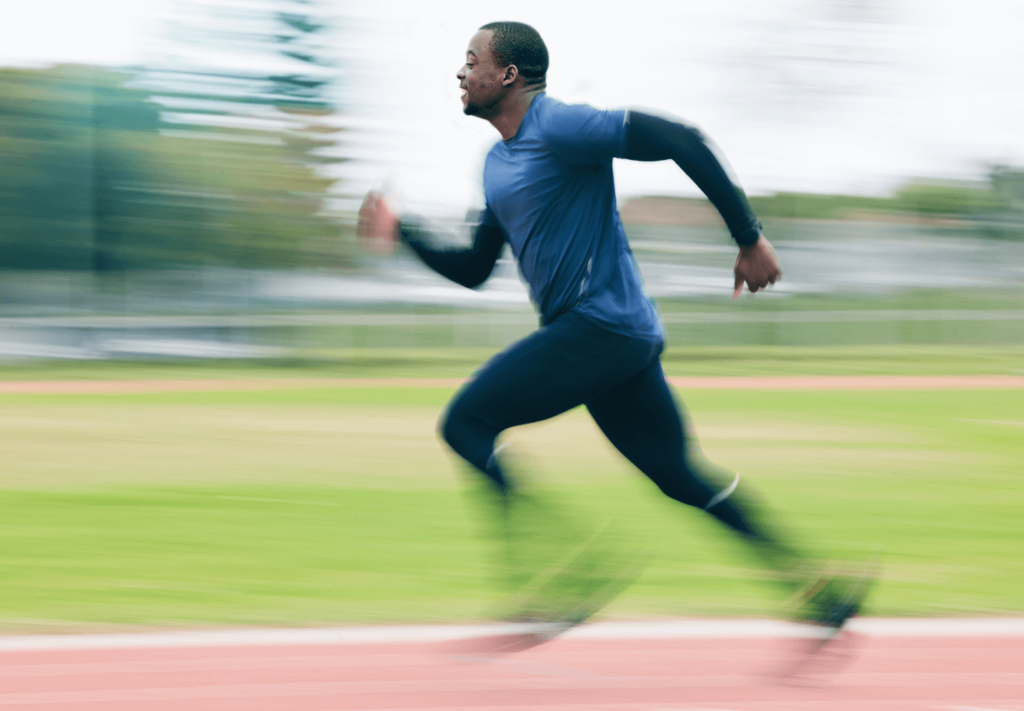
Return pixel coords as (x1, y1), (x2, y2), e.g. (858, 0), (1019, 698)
(485, 440), (510, 470)
(704, 474), (739, 510)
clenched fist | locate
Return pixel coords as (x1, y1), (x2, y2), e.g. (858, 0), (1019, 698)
(733, 235), (781, 299)
(357, 191), (399, 255)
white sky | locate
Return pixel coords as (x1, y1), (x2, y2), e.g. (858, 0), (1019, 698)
(3, 0), (1024, 218)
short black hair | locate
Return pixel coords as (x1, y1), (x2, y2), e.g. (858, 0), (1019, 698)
(479, 21), (548, 86)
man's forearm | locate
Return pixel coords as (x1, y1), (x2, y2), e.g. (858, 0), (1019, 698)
(624, 111), (761, 246)
(399, 218), (505, 289)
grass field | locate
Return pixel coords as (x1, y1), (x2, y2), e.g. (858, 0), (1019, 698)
(0, 346), (1022, 633)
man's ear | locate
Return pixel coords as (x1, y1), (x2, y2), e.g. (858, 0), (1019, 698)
(502, 64), (519, 87)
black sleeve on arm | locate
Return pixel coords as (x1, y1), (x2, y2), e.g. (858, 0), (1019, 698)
(624, 111), (762, 246)
(398, 217), (506, 289)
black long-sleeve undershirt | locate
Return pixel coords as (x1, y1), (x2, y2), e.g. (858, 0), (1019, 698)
(624, 111), (762, 246)
(399, 218), (505, 289)
(398, 109), (762, 288)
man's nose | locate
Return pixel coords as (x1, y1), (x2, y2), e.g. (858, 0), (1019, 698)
(456, 67), (466, 80)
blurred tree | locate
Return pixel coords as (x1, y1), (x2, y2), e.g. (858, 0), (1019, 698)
(749, 191), (889, 220)
(0, 0), (350, 272)
(976, 166), (1024, 239)
(146, 0), (347, 268)
(990, 166), (1024, 211)
(891, 180), (1002, 218)
(269, 1), (332, 111)
(0, 65), (162, 271)
(740, 170), (1024, 231)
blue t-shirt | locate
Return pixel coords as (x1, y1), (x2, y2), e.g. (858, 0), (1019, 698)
(482, 94), (662, 341)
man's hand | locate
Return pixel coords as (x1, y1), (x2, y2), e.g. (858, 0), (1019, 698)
(357, 191), (399, 255)
(733, 235), (781, 299)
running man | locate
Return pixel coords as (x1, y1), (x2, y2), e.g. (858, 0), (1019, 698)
(358, 21), (870, 639)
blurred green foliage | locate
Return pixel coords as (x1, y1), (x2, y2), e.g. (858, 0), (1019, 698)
(0, 51), (348, 271)
(749, 192), (890, 220)
(749, 168), (1024, 234)
(892, 180), (1001, 216)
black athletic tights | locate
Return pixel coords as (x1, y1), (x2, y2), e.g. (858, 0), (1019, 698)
(440, 309), (773, 544)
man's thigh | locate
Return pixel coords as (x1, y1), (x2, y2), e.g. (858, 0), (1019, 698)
(451, 312), (660, 433)
(585, 358), (690, 477)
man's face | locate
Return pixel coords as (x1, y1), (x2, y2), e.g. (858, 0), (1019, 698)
(456, 30), (507, 118)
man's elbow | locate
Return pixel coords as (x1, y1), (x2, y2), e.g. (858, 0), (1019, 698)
(459, 271), (492, 289)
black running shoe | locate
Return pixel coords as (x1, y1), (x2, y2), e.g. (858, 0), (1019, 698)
(773, 559), (879, 682)
(789, 559), (878, 633)
(502, 522), (648, 632)
(447, 534), (646, 658)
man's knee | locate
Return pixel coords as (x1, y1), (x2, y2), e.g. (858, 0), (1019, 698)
(438, 401), (511, 492)
(438, 400), (493, 457)
(437, 406), (460, 451)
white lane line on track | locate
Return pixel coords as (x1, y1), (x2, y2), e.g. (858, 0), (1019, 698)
(2, 618), (1024, 653)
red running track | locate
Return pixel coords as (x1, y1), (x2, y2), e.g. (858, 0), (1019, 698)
(0, 627), (1022, 710)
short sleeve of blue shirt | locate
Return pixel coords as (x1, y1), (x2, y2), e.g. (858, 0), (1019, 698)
(541, 101), (630, 165)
